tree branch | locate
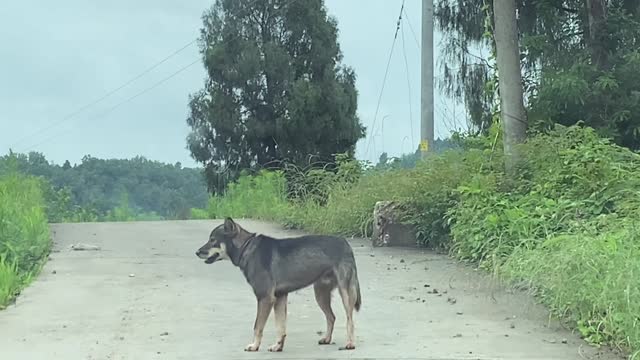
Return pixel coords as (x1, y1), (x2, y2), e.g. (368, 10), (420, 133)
(451, 38), (494, 69)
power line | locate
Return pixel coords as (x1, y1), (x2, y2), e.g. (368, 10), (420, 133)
(14, 0), (302, 152)
(403, 7), (421, 50)
(364, 0), (405, 159)
(400, 16), (416, 150)
(19, 59), (200, 152)
(9, 39), (198, 149)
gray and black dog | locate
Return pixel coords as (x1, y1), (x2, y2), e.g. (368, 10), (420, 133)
(195, 217), (362, 352)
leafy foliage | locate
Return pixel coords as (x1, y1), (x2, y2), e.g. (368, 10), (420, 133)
(186, 0), (365, 193)
(449, 125), (640, 265)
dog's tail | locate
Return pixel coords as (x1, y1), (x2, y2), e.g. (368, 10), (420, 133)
(351, 265), (362, 312)
(354, 275), (362, 312)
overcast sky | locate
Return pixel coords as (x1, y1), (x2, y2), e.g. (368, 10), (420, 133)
(0, 0), (467, 168)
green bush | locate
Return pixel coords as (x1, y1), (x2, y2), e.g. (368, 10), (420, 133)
(0, 172), (51, 308)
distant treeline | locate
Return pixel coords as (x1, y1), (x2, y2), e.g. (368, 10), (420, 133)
(0, 151), (209, 221)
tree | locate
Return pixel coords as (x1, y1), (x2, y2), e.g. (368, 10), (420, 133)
(185, 0), (365, 193)
(492, 0), (527, 173)
(435, 0), (640, 150)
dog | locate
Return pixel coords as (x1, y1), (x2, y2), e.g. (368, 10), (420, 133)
(195, 217), (362, 352)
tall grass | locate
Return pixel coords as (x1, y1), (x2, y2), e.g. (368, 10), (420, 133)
(205, 170), (292, 221)
(0, 171), (51, 308)
(503, 224), (640, 352)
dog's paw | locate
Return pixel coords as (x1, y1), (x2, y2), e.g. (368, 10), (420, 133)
(318, 337), (332, 345)
(268, 342), (284, 352)
(244, 343), (259, 352)
(338, 342), (355, 351)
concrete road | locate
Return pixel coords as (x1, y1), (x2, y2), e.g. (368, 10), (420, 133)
(0, 220), (623, 360)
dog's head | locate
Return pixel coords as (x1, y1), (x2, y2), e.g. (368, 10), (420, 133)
(195, 217), (250, 264)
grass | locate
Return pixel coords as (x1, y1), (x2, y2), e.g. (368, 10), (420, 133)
(192, 124), (640, 357)
(502, 224), (640, 351)
(0, 171), (51, 308)
(0, 256), (20, 308)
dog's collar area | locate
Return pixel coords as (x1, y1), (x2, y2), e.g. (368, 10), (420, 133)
(236, 232), (258, 262)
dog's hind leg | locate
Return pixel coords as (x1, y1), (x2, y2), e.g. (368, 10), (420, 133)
(245, 296), (274, 352)
(314, 276), (336, 345)
(268, 294), (288, 352)
(336, 264), (358, 350)
(337, 286), (356, 350)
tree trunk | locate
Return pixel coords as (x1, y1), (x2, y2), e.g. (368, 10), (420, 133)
(492, 0), (527, 176)
(585, 0), (608, 70)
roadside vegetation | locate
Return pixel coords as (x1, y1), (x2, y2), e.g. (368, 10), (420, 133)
(0, 170), (51, 308)
(192, 124), (640, 356)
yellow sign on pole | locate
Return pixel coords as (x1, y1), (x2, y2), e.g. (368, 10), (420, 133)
(419, 139), (429, 152)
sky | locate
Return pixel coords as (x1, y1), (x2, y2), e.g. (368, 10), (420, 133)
(0, 0), (468, 168)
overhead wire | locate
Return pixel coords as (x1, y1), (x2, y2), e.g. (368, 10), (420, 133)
(400, 15), (416, 150)
(19, 59), (200, 152)
(9, 39), (198, 149)
(402, 6), (421, 50)
(16, 0), (300, 152)
(363, 0), (405, 160)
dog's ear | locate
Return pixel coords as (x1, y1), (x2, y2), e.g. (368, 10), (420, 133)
(223, 217), (237, 234)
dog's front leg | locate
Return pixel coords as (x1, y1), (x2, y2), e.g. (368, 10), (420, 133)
(245, 297), (274, 352)
(268, 294), (288, 352)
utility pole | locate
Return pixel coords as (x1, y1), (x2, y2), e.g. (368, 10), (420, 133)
(493, 0), (527, 175)
(420, 0), (434, 158)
